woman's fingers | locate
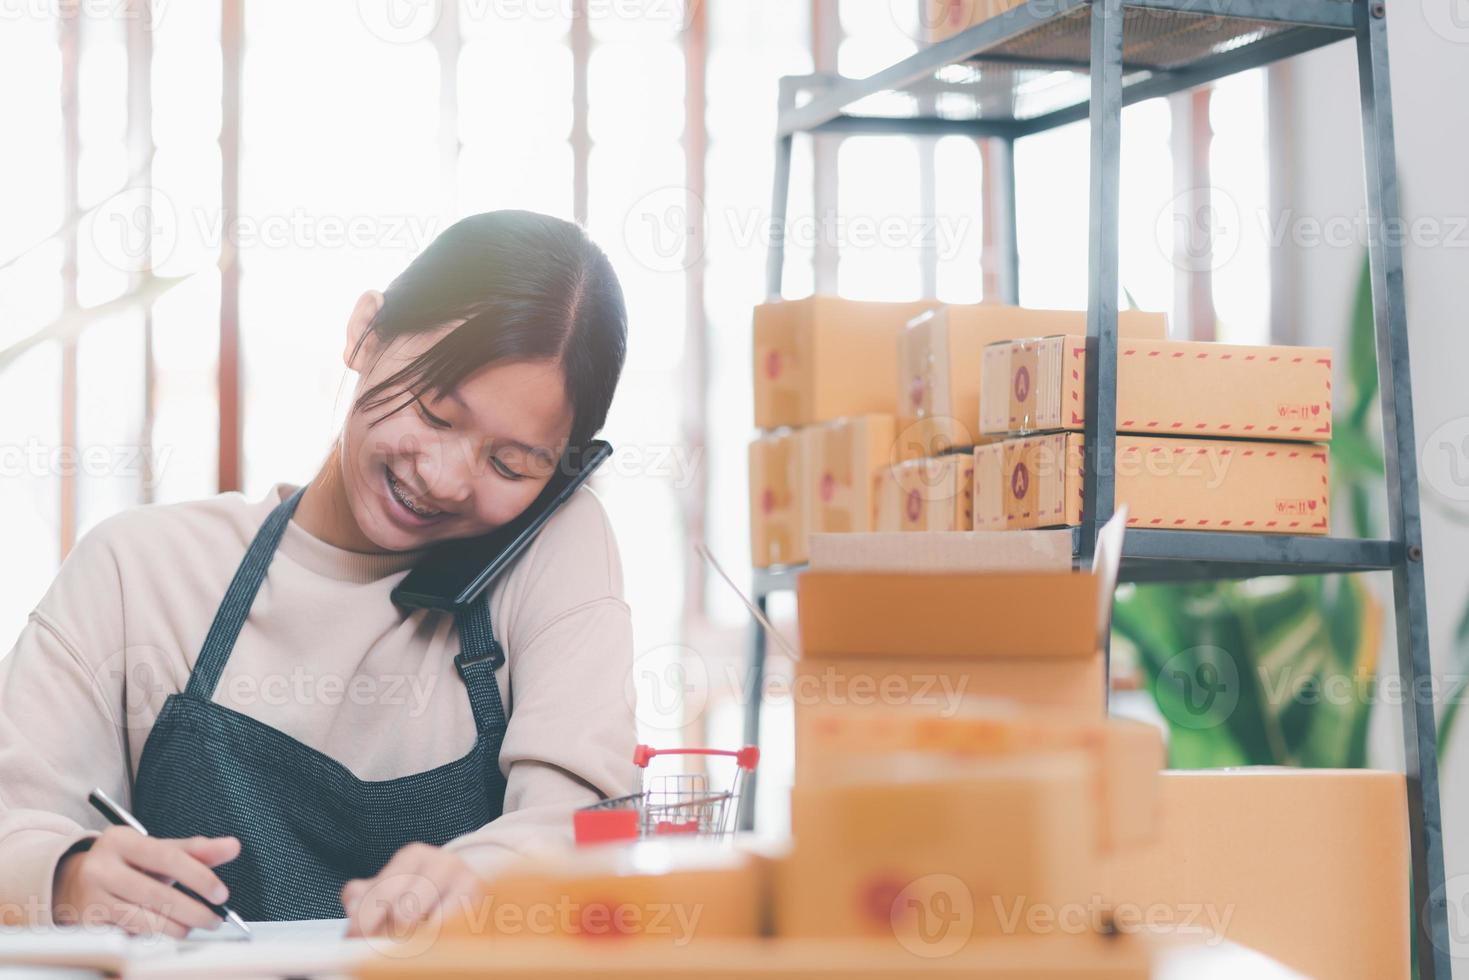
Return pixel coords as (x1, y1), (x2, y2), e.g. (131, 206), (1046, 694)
(121, 834), (234, 905)
(100, 859), (224, 932)
(344, 844), (477, 938)
(379, 873), (444, 937)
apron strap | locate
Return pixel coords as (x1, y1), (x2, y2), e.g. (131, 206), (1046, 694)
(453, 597), (509, 745)
(186, 486), (307, 700)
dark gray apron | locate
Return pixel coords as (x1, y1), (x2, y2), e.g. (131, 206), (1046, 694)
(131, 485), (508, 921)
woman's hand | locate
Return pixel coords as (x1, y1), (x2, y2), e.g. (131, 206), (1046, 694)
(342, 843), (481, 939)
(52, 827), (240, 938)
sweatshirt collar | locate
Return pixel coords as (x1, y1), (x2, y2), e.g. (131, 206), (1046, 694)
(266, 481), (429, 584)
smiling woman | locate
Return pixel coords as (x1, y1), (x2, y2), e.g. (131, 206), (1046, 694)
(0, 211), (638, 939)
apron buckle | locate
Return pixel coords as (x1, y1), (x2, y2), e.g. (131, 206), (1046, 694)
(455, 641), (506, 673)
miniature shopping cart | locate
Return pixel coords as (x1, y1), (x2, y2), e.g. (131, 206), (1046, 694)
(573, 744), (760, 845)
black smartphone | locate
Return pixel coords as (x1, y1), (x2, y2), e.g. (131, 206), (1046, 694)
(390, 439), (613, 613)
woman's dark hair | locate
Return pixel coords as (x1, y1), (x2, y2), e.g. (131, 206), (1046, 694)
(352, 210), (627, 449)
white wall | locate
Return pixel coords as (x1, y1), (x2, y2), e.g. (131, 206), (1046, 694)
(1273, 6), (1469, 968)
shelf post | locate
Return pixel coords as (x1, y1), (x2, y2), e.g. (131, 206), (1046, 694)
(737, 593), (769, 832)
(989, 136), (1021, 305)
(1081, 0), (1124, 711)
(766, 79), (798, 300)
(1354, 3), (1451, 975)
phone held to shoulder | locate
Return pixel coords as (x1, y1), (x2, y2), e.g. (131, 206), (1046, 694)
(390, 440), (613, 613)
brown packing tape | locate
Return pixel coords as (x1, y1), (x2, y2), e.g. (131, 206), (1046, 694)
(796, 570), (1101, 659)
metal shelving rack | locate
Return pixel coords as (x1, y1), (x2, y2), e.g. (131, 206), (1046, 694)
(740, 1), (1450, 974)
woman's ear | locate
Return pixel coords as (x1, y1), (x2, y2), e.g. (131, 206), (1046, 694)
(343, 290), (386, 373)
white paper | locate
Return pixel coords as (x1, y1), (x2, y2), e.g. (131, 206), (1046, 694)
(183, 916), (348, 943)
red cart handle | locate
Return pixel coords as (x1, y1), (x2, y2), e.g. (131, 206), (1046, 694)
(633, 744), (760, 771)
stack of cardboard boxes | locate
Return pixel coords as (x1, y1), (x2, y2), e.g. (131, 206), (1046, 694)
(974, 334), (1333, 533)
(878, 305), (1167, 533)
(750, 295), (1336, 561)
(748, 296), (1169, 567)
(373, 561), (1411, 979)
(749, 296), (934, 567)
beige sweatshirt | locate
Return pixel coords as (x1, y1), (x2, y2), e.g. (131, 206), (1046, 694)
(0, 480), (639, 925)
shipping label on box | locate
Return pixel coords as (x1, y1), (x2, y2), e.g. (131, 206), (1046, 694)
(754, 296), (934, 429)
(973, 433), (1330, 534)
(897, 307), (1167, 460)
(801, 414), (896, 535)
(873, 454), (974, 532)
(979, 335), (1332, 441)
(749, 430), (806, 567)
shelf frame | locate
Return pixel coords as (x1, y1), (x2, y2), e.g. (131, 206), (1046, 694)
(750, 3), (1449, 974)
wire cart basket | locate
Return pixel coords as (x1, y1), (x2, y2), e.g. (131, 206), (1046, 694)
(573, 744), (760, 846)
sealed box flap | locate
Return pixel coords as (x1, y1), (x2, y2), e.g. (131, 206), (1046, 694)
(808, 529), (1073, 573)
(797, 570), (1100, 659)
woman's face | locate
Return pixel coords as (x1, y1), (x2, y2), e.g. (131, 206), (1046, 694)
(340, 301), (576, 551)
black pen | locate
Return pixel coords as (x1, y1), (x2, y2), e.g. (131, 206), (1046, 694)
(87, 787), (253, 940)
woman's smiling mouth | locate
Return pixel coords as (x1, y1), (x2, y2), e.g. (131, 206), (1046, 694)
(383, 465), (447, 526)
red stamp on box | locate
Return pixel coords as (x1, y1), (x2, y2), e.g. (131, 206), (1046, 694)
(1011, 461), (1030, 500)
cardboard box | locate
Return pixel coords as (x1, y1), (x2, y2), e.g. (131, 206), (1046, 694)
(443, 839), (768, 943)
(749, 430), (806, 567)
(800, 414), (896, 535)
(754, 296), (935, 429)
(357, 936), (1153, 979)
(972, 433), (1330, 534)
(779, 753), (1100, 945)
(872, 454), (974, 532)
(1103, 768), (1409, 980)
(898, 306), (1167, 459)
(979, 335), (1332, 441)
(921, 0), (1027, 43)
(807, 528), (1073, 573)
(792, 656), (1106, 739)
(795, 703), (1163, 854)
(797, 569), (1101, 660)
